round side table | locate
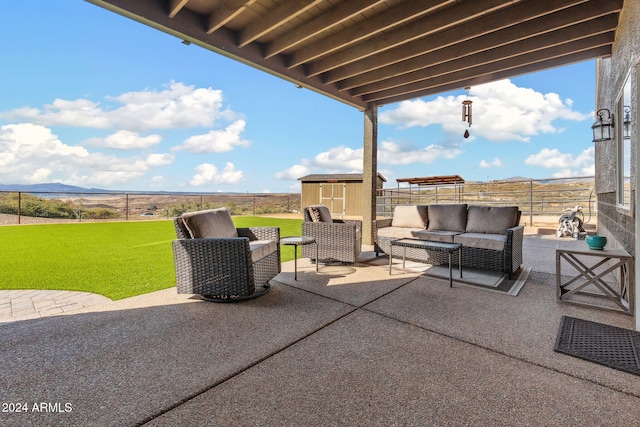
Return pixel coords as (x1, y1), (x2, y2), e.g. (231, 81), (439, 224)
(280, 236), (318, 280)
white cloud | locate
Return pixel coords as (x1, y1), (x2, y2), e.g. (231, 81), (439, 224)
(174, 120), (250, 153)
(61, 152), (174, 186)
(0, 123), (174, 187)
(189, 162), (244, 186)
(0, 82), (237, 132)
(525, 147), (594, 177)
(285, 140), (462, 177)
(276, 164), (310, 180)
(379, 140), (461, 165)
(149, 175), (166, 188)
(0, 82), (253, 189)
(84, 130), (162, 150)
(289, 181), (302, 192)
(479, 158), (503, 168)
(379, 79), (591, 142)
(312, 146), (363, 171)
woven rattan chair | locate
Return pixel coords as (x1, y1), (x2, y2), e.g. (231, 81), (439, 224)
(302, 205), (361, 264)
(172, 208), (280, 302)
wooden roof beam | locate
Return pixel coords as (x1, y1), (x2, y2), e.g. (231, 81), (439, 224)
(307, 0), (521, 77)
(264, 0), (386, 59)
(287, 0), (453, 69)
(206, 0), (259, 34)
(376, 46), (611, 106)
(368, 46), (612, 105)
(238, 0), (323, 47)
(168, 0), (188, 19)
(324, 0), (601, 85)
(348, 16), (619, 97)
(342, 8), (619, 93)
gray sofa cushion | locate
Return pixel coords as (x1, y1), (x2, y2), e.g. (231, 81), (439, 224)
(412, 230), (461, 243)
(181, 207), (238, 239)
(391, 205), (428, 229)
(377, 227), (425, 240)
(427, 204), (468, 232)
(466, 206), (518, 234)
(454, 233), (507, 251)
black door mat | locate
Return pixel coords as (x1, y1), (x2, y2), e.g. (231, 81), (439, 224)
(554, 316), (640, 376)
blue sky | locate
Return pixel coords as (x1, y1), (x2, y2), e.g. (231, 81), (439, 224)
(0, 1), (597, 193)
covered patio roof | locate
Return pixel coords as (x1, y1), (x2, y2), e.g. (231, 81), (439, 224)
(85, 0), (627, 251)
(87, 0), (623, 110)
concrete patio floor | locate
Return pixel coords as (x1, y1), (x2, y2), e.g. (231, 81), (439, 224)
(1, 233), (639, 426)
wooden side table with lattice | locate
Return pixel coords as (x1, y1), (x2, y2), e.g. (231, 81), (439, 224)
(556, 245), (634, 315)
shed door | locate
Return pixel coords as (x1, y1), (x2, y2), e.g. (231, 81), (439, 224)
(320, 183), (346, 218)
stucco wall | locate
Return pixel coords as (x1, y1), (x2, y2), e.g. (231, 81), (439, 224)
(595, 0), (640, 256)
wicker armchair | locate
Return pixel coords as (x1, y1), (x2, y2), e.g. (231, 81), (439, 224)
(172, 208), (280, 302)
(301, 205), (361, 264)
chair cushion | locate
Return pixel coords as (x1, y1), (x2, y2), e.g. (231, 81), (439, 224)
(454, 233), (507, 251)
(391, 205), (428, 229)
(427, 204), (468, 232)
(466, 206), (518, 234)
(308, 205), (332, 222)
(181, 208), (238, 239)
(249, 240), (278, 263)
(412, 230), (462, 243)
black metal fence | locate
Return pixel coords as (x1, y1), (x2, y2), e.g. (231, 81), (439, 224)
(0, 176), (598, 227)
(377, 176), (597, 227)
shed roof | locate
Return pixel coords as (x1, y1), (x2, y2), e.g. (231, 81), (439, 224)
(299, 173), (387, 182)
(396, 175), (465, 186)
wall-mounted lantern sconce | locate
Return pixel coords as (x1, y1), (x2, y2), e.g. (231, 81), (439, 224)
(591, 108), (614, 142)
(623, 105), (631, 139)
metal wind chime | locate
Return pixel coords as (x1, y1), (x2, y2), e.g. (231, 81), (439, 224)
(462, 87), (472, 138)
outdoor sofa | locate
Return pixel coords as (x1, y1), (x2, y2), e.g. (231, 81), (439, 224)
(374, 204), (523, 277)
(172, 207), (280, 302)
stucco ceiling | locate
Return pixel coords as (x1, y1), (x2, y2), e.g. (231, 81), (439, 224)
(87, 0), (623, 109)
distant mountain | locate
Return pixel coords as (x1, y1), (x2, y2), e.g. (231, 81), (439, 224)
(496, 176), (593, 184)
(0, 183), (112, 193)
(501, 176), (532, 182)
(0, 183), (259, 195)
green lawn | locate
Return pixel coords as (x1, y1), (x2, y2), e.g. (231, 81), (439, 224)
(0, 217), (302, 300)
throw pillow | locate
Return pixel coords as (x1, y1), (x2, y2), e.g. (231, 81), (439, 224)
(466, 206), (518, 234)
(308, 206), (321, 222)
(308, 205), (332, 222)
(391, 205), (428, 228)
(427, 204), (468, 232)
(181, 208), (238, 239)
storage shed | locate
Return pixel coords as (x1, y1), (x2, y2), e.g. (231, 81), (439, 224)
(299, 173), (386, 218)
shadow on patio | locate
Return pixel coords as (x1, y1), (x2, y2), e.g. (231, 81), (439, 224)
(1, 233), (639, 426)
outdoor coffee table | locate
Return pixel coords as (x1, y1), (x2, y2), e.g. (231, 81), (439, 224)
(280, 236), (318, 280)
(389, 238), (462, 287)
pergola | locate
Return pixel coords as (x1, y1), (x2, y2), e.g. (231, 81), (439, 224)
(396, 175), (466, 187)
(87, 0), (624, 244)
